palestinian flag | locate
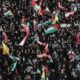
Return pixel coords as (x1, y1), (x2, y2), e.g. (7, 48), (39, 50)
(37, 41), (46, 46)
(38, 15), (59, 27)
(45, 24), (59, 35)
(45, 7), (50, 12)
(32, 0), (40, 11)
(20, 21), (30, 46)
(9, 55), (20, 62)
(21, 17), (30, 33)
(43, 20), (52, 27)
(38, 20), (52, 27)
(57, 2), (66, 10)
(21, 22), (30, 28)
(65, 11), (75, 18)
(38, 0), (43, 15)
(39, 0), (43, 6)
(21, 22), (30, 35)
(4, 10), (13, 16)
(38, 9), (43, 15)
(19, 35), (28, 46)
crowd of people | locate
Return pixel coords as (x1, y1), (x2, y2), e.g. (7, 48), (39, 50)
(0, 0), (80, 80)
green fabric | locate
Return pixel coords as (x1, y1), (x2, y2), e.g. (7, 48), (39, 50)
(11, 62), (17, 72)
(38, 20), (52, 28)
(43, 21), (52, 27)
(45, 27), (57, 35)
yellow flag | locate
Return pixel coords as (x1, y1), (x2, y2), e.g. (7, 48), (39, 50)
(41, 69), (45, 80)
(53, 15), (59, 24)
(2, 42), (9, 55)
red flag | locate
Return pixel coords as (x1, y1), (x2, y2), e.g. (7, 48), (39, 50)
(37, 44), (51, 59)
(37, 41), (46, 46)
(32, 0), (37, 6)
(37, 53), (46, 58)
(2, 32), (8, 42)
(21, 17), (26, 23)
(22, 26), (29, 35)
(37, 52), (51, 59)
(39, 0), (43, 6)
(38, 9), (43, 15)
(77, 33), (80, 45)
(53, 24), (59, 30)
(57, 2), (67, 10)
(45, 66), (49, 75)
